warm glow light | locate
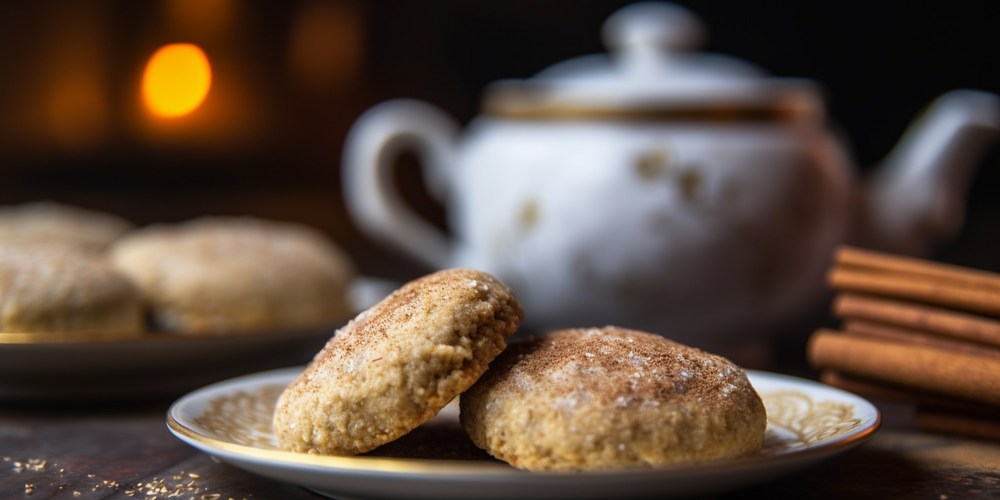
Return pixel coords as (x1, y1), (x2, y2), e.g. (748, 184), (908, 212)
(288, 1), (363, 95)
(142, 43), (212, 117)
(48, 82), (108, 151)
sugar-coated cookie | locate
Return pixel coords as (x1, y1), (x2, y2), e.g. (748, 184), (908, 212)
(0, 244), (143, 333)
(109, 216), (355, 333)
(460, 326), (766, 471)
(273, 269), (523, 455)
(0, 201), (134, 251)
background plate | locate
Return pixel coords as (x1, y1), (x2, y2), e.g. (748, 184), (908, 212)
(0, 326), (334, 401)
(0, 276), (398, 401)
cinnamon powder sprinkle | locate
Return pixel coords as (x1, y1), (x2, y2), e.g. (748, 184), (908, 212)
(5, 456), (235, 499)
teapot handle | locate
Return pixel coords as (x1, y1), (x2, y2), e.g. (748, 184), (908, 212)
(341, 99), (458, 269)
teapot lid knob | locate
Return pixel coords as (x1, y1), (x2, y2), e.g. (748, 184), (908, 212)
(482, 1), (824, 122)
(602, 2), (705, 57)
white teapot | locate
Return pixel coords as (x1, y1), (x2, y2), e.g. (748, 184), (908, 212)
(342, 2), (999, 351)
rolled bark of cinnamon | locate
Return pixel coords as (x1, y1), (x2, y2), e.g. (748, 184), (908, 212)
(916, 409), (1000, 441)
(833, 293), (1000, 347)
(842, 320), (1000, 360)
(827, 268), (1000, 317)
(835, 246), (1000, 292)
(808, 329), (1000, 406)
(820, 369), (1000, 414)
(823, 370), (1000, 441)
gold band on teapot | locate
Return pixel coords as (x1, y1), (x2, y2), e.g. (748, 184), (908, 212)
(481, 85), (824, 124)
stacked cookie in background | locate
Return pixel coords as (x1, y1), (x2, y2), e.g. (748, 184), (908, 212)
(0, 201), (144, 335)
(109, 216), (356, 334)
(808, 246), (1000, 441)
(0, 201), (357, 336)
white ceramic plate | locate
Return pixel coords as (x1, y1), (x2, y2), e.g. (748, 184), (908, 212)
(0, 277), (399, 401)
(167, 367), (881, 500)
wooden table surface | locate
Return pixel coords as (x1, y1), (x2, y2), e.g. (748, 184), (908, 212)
(2, 396), (999, 500)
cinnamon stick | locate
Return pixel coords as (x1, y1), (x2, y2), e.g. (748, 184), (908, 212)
(835, 246), (1000, 292)
(842, 320), (1000, 360)
(807, 329), (1000, 406)
(916, 409), (1000, 441)
(820, 369), (1000, 414)
(827, 268), (1000, 317)
(833, 293), (1000, 347)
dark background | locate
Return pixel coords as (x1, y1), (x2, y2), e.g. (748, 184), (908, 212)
(1, 0), (999, 280)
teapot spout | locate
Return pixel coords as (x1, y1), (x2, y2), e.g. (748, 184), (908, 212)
(856, 89), (1000, 255)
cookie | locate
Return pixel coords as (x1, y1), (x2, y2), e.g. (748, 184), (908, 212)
(109, 216), (355, 333)
(460, 326), (767, 471)
(0, 244), (143, 333)
(273, 269), (524, 455)
(0, 201), (134, 251)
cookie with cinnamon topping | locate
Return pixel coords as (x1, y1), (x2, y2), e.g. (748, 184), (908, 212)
(460, 326), (766, 471)
(273, 269), (524, 456)
(0, 201), (133, 251)
(0, 244), (143, 333)
(109, 216), (355, 333)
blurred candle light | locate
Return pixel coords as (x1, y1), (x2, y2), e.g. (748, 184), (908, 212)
(14, 0), (112, 153)
(288, 0), (363, 96)
(142, 43), (212, 118)
(166, 0), (234, 40)
(47, 81), (108, 152)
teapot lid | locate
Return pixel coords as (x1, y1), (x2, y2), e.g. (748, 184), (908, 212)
(482, 2), (823, 122)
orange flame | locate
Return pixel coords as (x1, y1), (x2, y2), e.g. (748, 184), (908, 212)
(142, 43), (212, 117)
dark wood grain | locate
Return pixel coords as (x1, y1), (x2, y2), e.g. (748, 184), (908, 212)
(0, 403), (318, 500)
(2, 400), (999, 500)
